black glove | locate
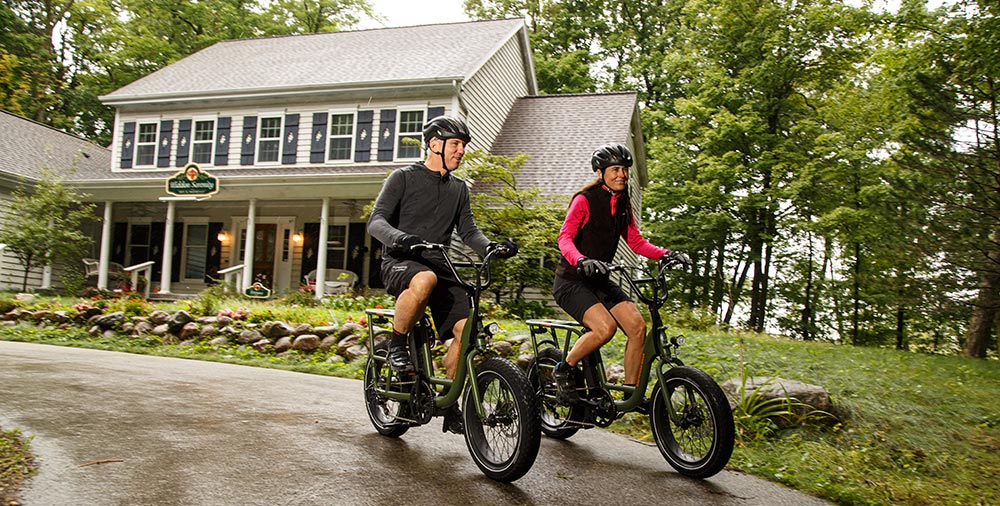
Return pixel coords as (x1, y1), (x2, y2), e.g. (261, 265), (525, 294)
(389, 233), (422, 255)
(660, 250), (692, 268)
(489, 239), (518, 259)
(577, 257), (610, 278)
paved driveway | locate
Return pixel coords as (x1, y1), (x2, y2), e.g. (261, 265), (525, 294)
(0, 341), (833, 506)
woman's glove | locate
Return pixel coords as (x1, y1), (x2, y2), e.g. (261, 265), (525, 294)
(578, 257), (611, 277)
(660, 250), (692, 268)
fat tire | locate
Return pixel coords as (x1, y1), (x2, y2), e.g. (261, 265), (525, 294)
(526, 347), (584, 439)
(650, 366), (734, 478)
(462, 357), (541, 482)
(363, 337), (410, 438)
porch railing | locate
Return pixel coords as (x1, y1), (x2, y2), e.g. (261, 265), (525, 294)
(123, 261), (155, 299)
(217, 264), (245, 294)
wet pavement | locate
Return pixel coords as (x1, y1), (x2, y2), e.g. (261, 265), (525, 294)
(0, 341), (834, 505)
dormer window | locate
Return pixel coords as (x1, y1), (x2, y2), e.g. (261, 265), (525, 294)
(397, 110), (424, 159)
(257, 116), (283, 163)
(135, 122), (158, 167)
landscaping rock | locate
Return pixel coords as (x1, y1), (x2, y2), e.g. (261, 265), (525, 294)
(338, 322), (364, 338)
(179, 322), (200, 340)
(344, 344), (367, 361)
(490, 340), (514, 357)
(274, 336), (293, 353)
(311, 325), (338, 337)
(265, 321), (296, 339)
(199, 326), (218, 338)
(319, 335), (338, 352)
(237, 329), (263, 344)
(216, 315), (234, 327)
(252, 339), (272, 352)
(149, 310), (170, 325)
(152, 324), (169, 336)
(605, 363), (625, 385)
(336, 334), (362, 356)
(208, 336), (229, 346)
(95, 311), (125, 330)
(197, 316), (219, 325)
(293, 323), (313, 336)
(721, 376), (834, 425)
(292, 335), (321, 351)
(133, 321), (155, 335)
(167, 311), (194, 334)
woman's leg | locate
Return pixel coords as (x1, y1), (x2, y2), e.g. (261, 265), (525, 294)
(609, 301), (647, 385)
(565, 303), (619, 366)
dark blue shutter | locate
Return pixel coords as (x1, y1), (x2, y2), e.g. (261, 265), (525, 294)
(427, 106), (445, 120)
(215, 117), (231, 166)
(120, 122), (136, 169)
(282, 114), (299, 165)
(310, 112), (328, 163)
(240, 116), (257, 165)
(355, 110), (373, 162)
(377, 110), (396, 162)
(157, 120), (173, 167)
(175, 120), (191, 166)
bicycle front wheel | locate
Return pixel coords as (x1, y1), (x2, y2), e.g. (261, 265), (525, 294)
(650, 366), (734, 478)
(463, 357), (541, 482)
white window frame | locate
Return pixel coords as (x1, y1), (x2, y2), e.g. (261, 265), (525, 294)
(190, 116), (217, 166)
(134, 120), (160, 167)
(395, 108), (425, 161)
(126, 217), (153, 266)
(256, 114), (284, 164)
(327, 110), (356, 162)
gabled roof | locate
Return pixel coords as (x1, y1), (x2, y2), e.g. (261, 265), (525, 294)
(489, 92), (643, 202)
(101, 18), (529, 104)
(0, 110), (111, 184)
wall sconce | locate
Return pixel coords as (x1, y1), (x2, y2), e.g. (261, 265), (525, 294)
(292, 232), (303, 244)
(217, 230), (229, 243)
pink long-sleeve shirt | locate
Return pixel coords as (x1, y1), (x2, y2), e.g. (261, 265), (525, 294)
(558, 189), (667, 267)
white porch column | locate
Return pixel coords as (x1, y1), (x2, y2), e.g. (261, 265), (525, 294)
(41, 219), (53, 289)
(315, 198), (330, 298)
(242, 199), (257, 289)
(98, 201), (113, 290)
(160, 200), (177, 294)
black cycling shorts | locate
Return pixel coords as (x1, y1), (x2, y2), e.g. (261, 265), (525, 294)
(381, 259), (470, 341)
(552, 274), (631, 325)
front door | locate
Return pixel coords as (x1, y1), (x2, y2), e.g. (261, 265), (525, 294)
(252, 224), (277, 288)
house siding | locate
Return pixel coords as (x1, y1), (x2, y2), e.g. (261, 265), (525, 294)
(110, 100), (459, 172)
(461, 36), (530, 151)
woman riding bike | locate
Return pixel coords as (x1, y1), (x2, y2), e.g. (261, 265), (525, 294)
(552, 143), (690, 400)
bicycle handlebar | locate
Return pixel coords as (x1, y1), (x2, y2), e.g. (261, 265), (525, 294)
(407, 242), (505, 292)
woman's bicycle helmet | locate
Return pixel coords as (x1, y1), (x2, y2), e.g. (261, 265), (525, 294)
(591, 143), (633, 171)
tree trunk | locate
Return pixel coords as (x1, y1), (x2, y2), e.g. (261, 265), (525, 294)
(965, 270), (1000, 358)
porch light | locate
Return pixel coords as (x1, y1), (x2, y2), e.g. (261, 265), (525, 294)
(292, 232), (304, 244)
(217, 231), (229, 243)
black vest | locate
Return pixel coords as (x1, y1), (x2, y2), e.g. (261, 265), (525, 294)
(557, 185), (630, 280)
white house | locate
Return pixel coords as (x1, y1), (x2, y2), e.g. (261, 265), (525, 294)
(0, 18), (647, 297)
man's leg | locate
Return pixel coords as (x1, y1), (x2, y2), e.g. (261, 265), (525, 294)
(388, 271), (437, 372)
(609, 301), (647, 385)
(443, 319), (467, 380)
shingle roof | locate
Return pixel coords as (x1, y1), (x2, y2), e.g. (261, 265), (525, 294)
(0, 110), (111, 182)
(101, 18), (526, 103)
(488, 92), (641, 202)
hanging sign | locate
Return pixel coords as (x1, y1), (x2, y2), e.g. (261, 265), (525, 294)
(166, 163), (219, 196)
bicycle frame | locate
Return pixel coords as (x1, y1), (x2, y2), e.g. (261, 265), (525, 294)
(365, 244), (504, 421)
(527, 262), (685, 413)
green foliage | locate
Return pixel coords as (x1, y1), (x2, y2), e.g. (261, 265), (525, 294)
(458, 150), (563, 302)
(0, 171), (96, 292)
(0, 425), (35, 496)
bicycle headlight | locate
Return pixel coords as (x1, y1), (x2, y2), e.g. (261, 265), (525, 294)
(485, 322), (502, 337)
(670, 334), (686, 347)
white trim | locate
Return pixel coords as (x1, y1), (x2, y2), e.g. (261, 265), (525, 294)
(394, 106), (426, 161)
(190, 116), (218, 167)
(134, 120), (161, 168)
(325, 109), (356, 163)
(255, 113), (285, 165)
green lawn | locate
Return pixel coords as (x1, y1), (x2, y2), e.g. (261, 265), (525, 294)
(1, 293), (998, 505)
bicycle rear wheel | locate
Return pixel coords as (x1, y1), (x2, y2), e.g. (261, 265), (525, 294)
(463, 357), (540, 482)
(650, 366), (734, 478)
(526, 347), (585, 439)
(363, 337), (410, 437)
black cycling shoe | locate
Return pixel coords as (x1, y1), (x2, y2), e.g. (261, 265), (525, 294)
(387, 344), (414, 374)
(553, 361), (580, 403)
(442, 405), (464, 435)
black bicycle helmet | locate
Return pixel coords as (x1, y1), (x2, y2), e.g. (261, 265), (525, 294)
(422, 115), (472, 144)
(591, 143), (634, 171)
